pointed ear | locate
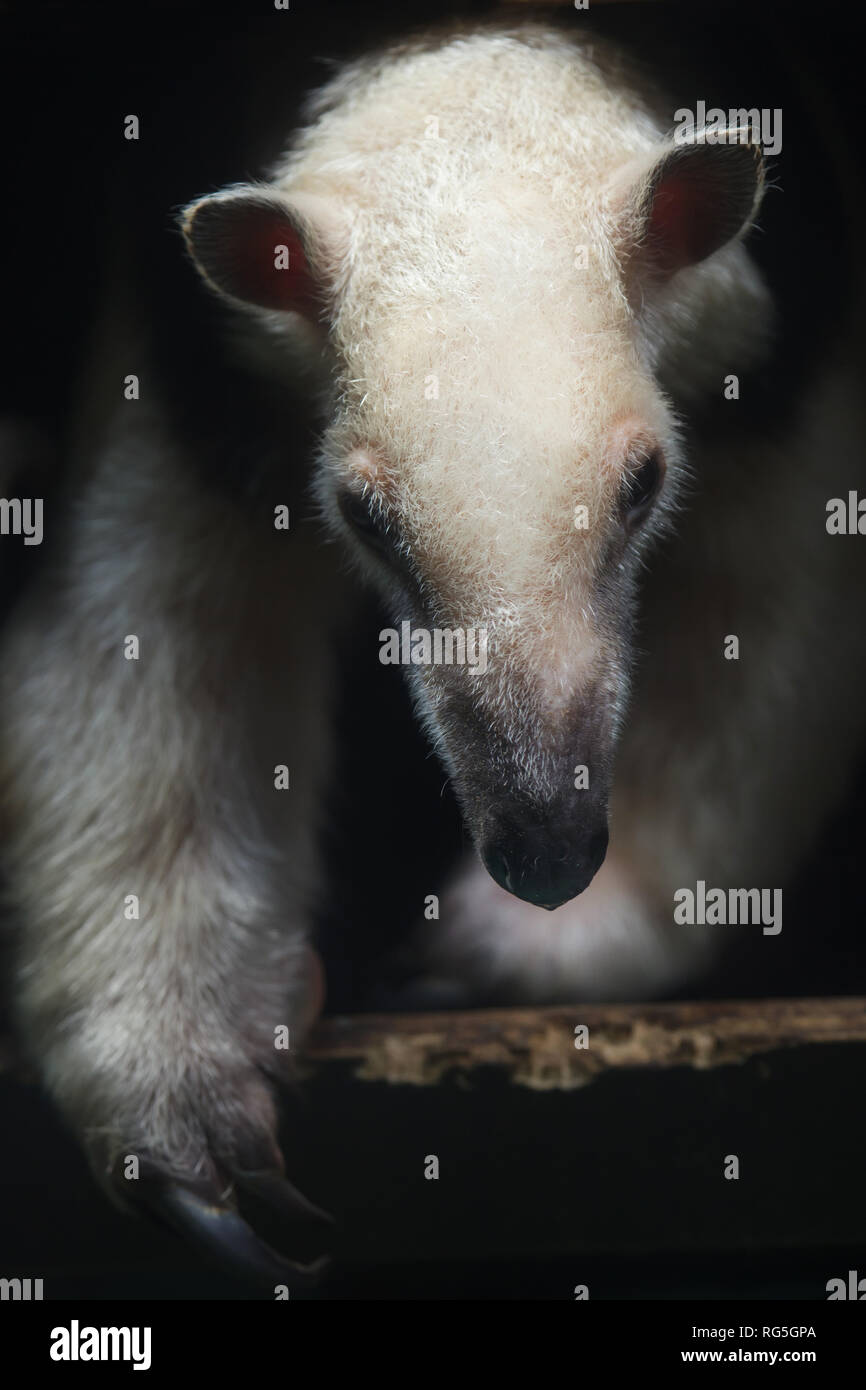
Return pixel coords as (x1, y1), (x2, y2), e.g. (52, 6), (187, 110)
(181, 186), (346, 317)
(612, 132), (764, 281)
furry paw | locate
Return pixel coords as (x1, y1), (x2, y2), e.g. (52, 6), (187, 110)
(46, 947), (332, 1286)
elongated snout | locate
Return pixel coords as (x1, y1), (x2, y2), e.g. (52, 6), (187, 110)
(481, 815), (609, 910)
(419, 656), (620, 910)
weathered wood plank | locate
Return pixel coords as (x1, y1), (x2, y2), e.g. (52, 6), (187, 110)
(305, 998), (866, 1088)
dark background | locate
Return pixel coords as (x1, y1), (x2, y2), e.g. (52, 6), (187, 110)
(1, 0), (865, 1299)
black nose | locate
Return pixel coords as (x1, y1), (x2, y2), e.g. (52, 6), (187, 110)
(482, 822), (609, 910)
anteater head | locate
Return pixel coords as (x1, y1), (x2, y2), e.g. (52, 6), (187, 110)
(184, 79), (766, 910)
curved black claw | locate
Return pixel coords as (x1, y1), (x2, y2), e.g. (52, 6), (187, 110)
(232, 1169), (335, 1228)
(127, 1165), (333, 1289)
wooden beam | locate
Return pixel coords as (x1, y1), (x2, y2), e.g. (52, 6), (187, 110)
(305, 996), (866, 1089)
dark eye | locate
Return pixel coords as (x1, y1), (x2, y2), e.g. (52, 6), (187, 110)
(620, 452), (664, 530)
(338, 488), (393, 554)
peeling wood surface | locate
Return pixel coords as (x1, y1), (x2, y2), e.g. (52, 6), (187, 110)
(305, 997), (866, 1090)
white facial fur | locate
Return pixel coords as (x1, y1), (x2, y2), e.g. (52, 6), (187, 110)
(186, 23), (771, 889)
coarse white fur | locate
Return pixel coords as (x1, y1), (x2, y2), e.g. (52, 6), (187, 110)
(0, 388), (342, 1175)
(2, 21), (864, 1202)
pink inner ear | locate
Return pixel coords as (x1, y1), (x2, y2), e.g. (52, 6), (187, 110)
(647, 172), (719, 275)
(229, 205), (321, 315)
